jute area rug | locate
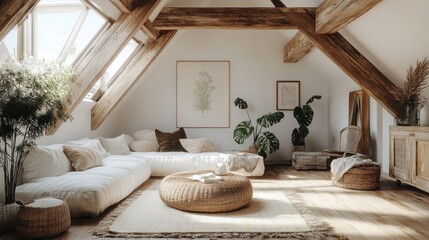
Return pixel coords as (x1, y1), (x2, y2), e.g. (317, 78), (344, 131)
(92, 179), (346, 239)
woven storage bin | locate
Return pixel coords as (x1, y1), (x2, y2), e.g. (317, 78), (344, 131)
(334, 165), (381, 190)
(16, 198), (71, 239)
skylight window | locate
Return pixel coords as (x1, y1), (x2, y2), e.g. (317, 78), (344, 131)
(0, 28), (17, 61)
(86, 39), (140, 100)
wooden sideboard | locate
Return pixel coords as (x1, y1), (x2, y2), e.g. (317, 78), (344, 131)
(390, 126), (429, 192)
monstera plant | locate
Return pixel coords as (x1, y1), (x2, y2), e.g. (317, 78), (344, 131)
(291, 95), (322, 150)
(233, 97), (285, 158)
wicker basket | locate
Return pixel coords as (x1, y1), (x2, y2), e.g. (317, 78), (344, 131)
(334, 165), (381, 190)
(15, 198), (71, 239)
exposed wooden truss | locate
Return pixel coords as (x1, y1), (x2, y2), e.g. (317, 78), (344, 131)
(109, 0), (159, 41)
(91, 30), (177, 130)
(283, 11), (400, 117)
(153, 8), (306, 30)
(316, 0), (382, 34)
(141, 20), (159, 40)
(48, 0), (160, 134)
(270, 0), (315, 63)
(283, 32), (314, 63)
(110, 0), (133, 13)
(0, 0), (39, 41)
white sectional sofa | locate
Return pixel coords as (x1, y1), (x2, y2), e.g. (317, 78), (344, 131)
(8, 136), (264, 218)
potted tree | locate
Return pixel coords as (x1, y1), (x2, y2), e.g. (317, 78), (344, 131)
(233, 97), (285, 158)
(0, 56), (73, 230)
(291, 95), (322, 152)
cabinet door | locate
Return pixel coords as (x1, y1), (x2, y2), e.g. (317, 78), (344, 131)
(389, 130), (411, 181)
(411, 133), (429, 191)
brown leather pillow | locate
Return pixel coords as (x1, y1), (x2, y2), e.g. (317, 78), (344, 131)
(155, 128), (187, 152)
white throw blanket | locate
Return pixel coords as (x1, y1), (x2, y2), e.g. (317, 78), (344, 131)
(227, 152), (261, 173)
(330, 155), (380, 183)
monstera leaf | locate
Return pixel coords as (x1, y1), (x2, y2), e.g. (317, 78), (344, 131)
(234, 97), (248, 110)
(256, 131), (280, 159)
(233, 120), (254, 144)
(291, 126), (308, 145)
(257, 112), (285, 128)
(306, 95), (322, 105)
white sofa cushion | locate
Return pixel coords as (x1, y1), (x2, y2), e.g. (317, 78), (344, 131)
(99, 135), (131, 155)
(16, 155), (151, 217)
(179, 138), (216, 153)
(129, 140), (158, 152)
(22, 144), (73, 183)
(130, 152), (265, 177)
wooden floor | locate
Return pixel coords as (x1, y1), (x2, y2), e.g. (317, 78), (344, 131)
(2, 165), (429, 240)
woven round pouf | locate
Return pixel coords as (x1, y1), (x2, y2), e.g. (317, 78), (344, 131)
(16, 198), (71, 239)
(334, 165), (381, 190)
(159, 170), (253, 213)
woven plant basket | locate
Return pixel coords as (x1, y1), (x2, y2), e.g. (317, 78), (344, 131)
(334, 165), (381, 190)
(15, 198), (71, 239)
(0, 203), (20, 232)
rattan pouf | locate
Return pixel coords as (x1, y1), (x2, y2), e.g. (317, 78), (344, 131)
(159, 170), (253, 213)
(16, 197), (71, 239)
(334, 164), (381, 190)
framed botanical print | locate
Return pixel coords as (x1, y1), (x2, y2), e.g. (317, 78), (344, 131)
(277, 81), (300, 111)
(176, 61), (230, 128)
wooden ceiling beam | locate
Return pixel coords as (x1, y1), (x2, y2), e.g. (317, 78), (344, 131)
(284, 31), (314, 63)
(316, 0), (382, 34)
(152, 8), (313, 30)
(91, 30), (176, 130)
(141, 20), (159, 40)
(48, 0), (160, 134)
(109, 0), (133, 13)
(271, 0), (315, 63)
(285, 12), (400, 117)
(0, 0), (39, 41)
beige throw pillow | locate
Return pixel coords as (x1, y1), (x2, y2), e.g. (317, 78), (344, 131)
(179, 138), (216, 153)
(63, 143), (103, 171)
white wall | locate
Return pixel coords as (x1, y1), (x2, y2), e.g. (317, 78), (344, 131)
(36, 101), (118, 145)
(110, 30), (331, 163)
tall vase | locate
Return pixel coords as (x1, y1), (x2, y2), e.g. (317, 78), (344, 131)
(395, 103), (421, 126)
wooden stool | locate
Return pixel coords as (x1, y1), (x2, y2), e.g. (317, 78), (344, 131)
(16, 198), (71, 239)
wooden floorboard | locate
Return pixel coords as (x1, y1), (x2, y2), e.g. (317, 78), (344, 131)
(2, 165), (429, 239)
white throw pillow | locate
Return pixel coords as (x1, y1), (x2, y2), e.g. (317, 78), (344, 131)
(179, 138), (216, 154)
(123, 134), (134, 146)
(99, 134), (131, 155)
(22, 144), (73, 183)
(129, 140), (158, 152)
(133, 130), (159, 149)
(65, 139), (109, 158)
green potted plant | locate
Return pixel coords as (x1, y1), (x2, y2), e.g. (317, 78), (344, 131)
(0, 56), (73, 229)
(233, 97), (285, 158)
(291, 95), (322, 152)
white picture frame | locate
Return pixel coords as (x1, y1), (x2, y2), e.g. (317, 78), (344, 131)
(176, 61), (230, 128)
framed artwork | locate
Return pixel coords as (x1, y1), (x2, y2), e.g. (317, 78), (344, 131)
(277, 81), (300, 111)
(176, 61), (230, 128)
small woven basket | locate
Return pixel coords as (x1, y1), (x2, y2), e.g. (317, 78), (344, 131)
(334, 165), (381, 190)
(15, 198), (71, 239)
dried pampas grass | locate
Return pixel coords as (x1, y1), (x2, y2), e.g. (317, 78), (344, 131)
(392, 58), (429, 104)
